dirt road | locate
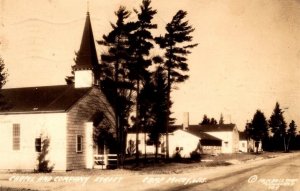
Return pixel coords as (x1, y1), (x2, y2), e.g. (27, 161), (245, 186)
(0, 152), (299, 191)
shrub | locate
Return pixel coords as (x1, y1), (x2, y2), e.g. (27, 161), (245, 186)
(172, 147), (182, 162)
(35, 137), (54, 173)
(190, 151), (201, 162)
(173, 152), (182, 162)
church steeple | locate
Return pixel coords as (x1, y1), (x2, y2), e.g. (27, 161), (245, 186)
(73, 11), (99, 88)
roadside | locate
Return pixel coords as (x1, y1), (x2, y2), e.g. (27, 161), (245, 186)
(0, 152), (296, 191)
(118, 151), (287, 174)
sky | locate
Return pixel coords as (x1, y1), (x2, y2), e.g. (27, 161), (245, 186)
(0, 0), (299, 130)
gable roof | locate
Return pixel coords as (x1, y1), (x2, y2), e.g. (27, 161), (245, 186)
(187, 129), (222, 141)
(170, 129), (223, 146)
(127, 125), (221, 143)
(0, 85), (92, 113)
(188, 124), (236, 132)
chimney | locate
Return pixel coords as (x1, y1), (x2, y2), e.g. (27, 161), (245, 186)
(183, 112), (189, 130)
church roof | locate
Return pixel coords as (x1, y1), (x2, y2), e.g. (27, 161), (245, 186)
(73, 12), (99, 71)
(0, 85), (92, 113)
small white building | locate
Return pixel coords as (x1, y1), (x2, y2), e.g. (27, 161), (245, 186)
(238, 131), (263, 153)
(188, 124), (240, 153)
(126, 132), (160, 155)
(0, 12), (116, 171)
(168, 129), (221, 157)
(126, 127), (222, 158)
(238, 131), (248, 152)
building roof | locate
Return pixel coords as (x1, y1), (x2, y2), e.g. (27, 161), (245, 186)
(0, 85), (92, 113)
(73, 12), (99, 72)
(127, 125), (221, 142)
(188, 124), (236, 132)
(126, 125), (181, 134)
(187, 129), (222, 141)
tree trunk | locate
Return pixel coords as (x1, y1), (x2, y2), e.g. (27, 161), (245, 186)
(255, 141), (259, 154)
(286, 136), (291, 152)
(165, 66), (171, 161)
(114, 61), (120, 168)
(283, 136), (287, 152)
(135, 79), (140, 165)
(144, 132), (147, 162)
(155, 142), (158, 162)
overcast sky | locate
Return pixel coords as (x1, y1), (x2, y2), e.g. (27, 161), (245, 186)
(0, 0), (299, 130)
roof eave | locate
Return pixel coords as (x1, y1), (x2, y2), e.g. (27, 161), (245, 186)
(0, 110), (67, 115)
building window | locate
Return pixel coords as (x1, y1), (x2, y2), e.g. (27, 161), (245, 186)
(76, 135), (83, 152)
(224, 141), (228, 147)
(242, 143), (245, 147)
(35, 138), (42, 152)
(12, 124), (20, 150)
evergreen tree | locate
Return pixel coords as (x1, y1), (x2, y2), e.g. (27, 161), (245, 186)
(98, 6), (135, 165)
(219, 113), (224, 125)
(248, 110), (269, 153)
(244, 121), (251, 139)
(155, 10), (197, 159)
(269, 102), (287, 151)
(0, 56), (8, 110)
(210, 118), (218, 125)
(200, 115), (210, 125)
(286, 120), (297, 151)
(0, 57), (7, 89)
(139, 67), (170, 161)
(36, 135), (54, 173)
(128, 0), (157, 164)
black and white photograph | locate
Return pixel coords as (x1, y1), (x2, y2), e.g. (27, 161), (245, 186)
(0, 0), (299, 190)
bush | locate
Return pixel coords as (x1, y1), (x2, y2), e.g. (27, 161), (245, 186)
(190, 151), (201, 162)
(173, 152), (182, 162)
(35, 137), (54, 173)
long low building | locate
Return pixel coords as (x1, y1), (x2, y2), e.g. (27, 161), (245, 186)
(126, 126), (222, 158)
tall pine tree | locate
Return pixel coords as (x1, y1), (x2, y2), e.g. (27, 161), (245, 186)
(269, 102), (287, 151)
(128, 0), (157, 164)
(139, 67), (170, 161)
(286, 120), (297, 152)
(248, 110), (269, 153)
(155, 10), (197, 159)
(98, 6), (135, 165)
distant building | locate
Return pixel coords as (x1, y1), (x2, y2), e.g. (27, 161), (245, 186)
(238, 131), (263, 153)
(126, 112), (241, 157)
(0, 12), (116, 171)
(187, 124), (240, 153)
(126, 126), (222, 158)
(169, 129), (222, 158)
(238, 131), (248, 152)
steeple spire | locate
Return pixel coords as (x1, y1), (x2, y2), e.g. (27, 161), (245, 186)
(73, 12), (98, 71)
(73, 11), (99, 88)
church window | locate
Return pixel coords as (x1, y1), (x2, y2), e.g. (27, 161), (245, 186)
(12, 124), (20, 150)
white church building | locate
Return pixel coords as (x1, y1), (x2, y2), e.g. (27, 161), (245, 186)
(0, 12), (116, 171)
